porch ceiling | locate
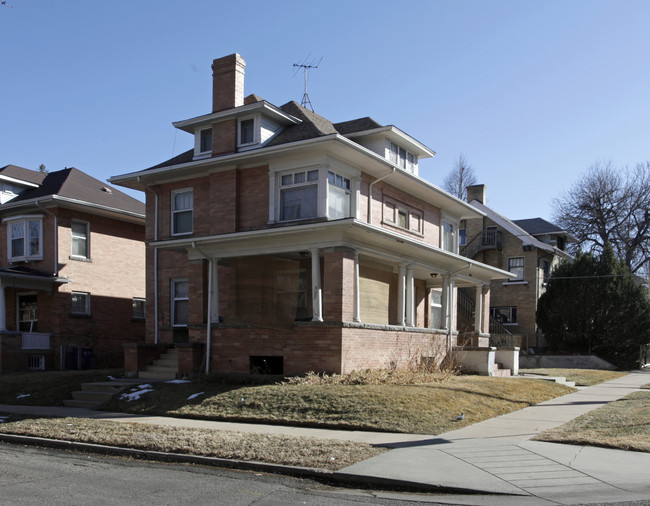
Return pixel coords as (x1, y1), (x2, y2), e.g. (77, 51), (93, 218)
(152, 219), (513, 286)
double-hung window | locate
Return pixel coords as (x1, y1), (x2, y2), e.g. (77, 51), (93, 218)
(132, 298), (145, 320)
(71, 220), (89, 259)
(239, 118), (255, 145)
(7, 217), (42, 261)
(71, 292), (90, 315)
(199, 128), (212, 153)
(491, 306), (517, 325)
(441, 221), (456, 253)
(279, 170), (319, 221)
(388, 141), (417, 173)
(327, 171), (351, 220)
(171, 189), (193, 235)
(171, 279), (189, 327)
(508, 257), (525, 281)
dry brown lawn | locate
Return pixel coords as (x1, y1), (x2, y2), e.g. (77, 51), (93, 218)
(534, 390), (650, 452)
(519, 368), (626, 386)
(0, 415), (384, 471)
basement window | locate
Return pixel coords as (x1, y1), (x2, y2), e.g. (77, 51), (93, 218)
(250, 355), (283, 375)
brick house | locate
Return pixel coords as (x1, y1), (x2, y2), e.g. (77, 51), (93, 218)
(460, 184), (575, 352)
(0, 164), (146, 372)
(111, 54), (512, 378)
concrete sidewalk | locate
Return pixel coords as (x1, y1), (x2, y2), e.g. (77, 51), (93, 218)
(339, 370), (650, 503)
(1, 370), (649, 504)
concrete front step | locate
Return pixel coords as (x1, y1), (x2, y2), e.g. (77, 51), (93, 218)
(141, 370), (176, 380)
(63, 379), (146, 408)
(62, 399), (104, 409)
(492, 363), (511, 377)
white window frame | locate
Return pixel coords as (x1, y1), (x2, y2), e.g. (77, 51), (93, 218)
(171, 278), (189, 327)
(71, 291), (90, 315)
(5, 216), (43, 262)
(199, 128), (212, 154)
(327, 170), (351, 220)
(508, 256), (525, 281)
(238, 116), (258, 147)
(441, 216), (460, 253)
(386, 140), (418, 173)
(70, 219), (90, 259)
(171, 188), (193, 236)
(278, 168), (320, 222)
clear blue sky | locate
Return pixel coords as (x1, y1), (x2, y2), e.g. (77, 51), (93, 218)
(2, 0), (649, 222)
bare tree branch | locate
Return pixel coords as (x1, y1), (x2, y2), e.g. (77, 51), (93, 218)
(442, 155), (477, 200)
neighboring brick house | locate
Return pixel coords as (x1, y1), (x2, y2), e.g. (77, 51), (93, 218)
(460, 184), (575, 352)
(0, 164), (146, 372)
(110, 53), (512, 378)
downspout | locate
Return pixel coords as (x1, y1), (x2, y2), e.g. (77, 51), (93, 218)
(367, 168), (395, 225)
(192, 241), (212, 374)
(137, 177), (159, 344)
(36, 202), (58, 277)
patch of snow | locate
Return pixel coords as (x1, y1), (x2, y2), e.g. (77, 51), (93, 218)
(120, 388), (154, 402)
(107, 376), (118, 380)
(166, 379), (191, 384)
(187, 392), (204, 400)
(16, 394), (30, 399)
(137, 384), (153, 389)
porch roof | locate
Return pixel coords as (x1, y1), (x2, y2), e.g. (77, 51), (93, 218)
(0, 266), (69, 291)
(151, 219), (514, 287)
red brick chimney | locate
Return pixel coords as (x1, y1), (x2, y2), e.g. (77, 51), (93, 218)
(209, 54), (246, 156)
(212, 53), (246, 113)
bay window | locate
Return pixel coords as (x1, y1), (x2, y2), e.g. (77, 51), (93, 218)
(280, 169), (319, 221)
(327, 171), (350, 220)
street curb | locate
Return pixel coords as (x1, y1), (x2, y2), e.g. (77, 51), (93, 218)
(0, 432), (504, 495)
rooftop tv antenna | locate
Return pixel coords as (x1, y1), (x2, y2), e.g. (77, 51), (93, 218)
(293, 56), (322, 112)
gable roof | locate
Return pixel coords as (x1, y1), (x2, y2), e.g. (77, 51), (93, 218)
(333, 117), (383, 135)
(3, 167), (145, 218)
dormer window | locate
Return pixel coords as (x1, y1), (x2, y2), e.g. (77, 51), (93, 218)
(239, 118), (255, 145)
(387, 141), (417, 173)
(199, 128), (212, 153)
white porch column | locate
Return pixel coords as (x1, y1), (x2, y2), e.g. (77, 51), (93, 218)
(448, 276), (456, 332)
(441, 275), (450, 330)
(210, 259), (220, 322)
(474, 284), (484, 334)
(405, 265), (414, 327)
(397, 264), (406, 326)
(311, 249), (323, 322)
(353, 251), (361, 323)
(0, 284), (5, 331)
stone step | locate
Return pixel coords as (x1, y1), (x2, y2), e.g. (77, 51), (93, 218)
(493, 368), (512, 377)
(140, 370), (176, 380)
(70, 390), (116, 403)
(80, 382), (126, 393)
(153, 357), (177, 367)
(145, 364), (177, 373)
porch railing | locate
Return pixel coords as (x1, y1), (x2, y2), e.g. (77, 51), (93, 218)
(460, 229), (503, 259)
(22, 332), (51, 350)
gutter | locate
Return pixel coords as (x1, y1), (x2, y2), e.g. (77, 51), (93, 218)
(137, 177), (159, 344)
(35, 202), (58, 277)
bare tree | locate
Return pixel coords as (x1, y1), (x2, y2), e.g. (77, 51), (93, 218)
(443, 155), (477, 200)
(553, 161), (650, 274)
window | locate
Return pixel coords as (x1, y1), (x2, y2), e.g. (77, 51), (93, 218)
(442, 221), (456, 253)
(133, 298), (145, 319)
(200, 128), (212, 153)
(71, 292), (90, 315)
(327, 171), (351, 220)
(172, 189), (193, 235)
(71, 220), (89, 259)
(459, 228), (466, 247)
(508, 257), (525, 281)
(398, 209), (409, 229)
(239, 118), (255, 145)
(491, 306), (517, 325)
(388, 141), (417, 172)
(171, 279), (189, 327)
(7, 218), (42, 261)
(280, 170), (319, 221)
(430, 290), (443, 329)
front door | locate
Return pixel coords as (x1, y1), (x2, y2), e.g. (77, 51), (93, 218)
(18, 293), (38, 332)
